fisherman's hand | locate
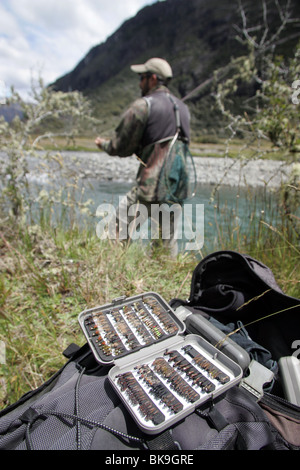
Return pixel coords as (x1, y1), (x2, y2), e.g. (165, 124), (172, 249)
(95, 137), (108, 149)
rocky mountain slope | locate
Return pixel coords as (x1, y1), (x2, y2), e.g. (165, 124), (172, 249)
(51, 0), (300, 136)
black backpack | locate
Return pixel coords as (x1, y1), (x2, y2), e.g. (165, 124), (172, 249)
(170, 250), (300, 362)
(0, 251), (299, 451)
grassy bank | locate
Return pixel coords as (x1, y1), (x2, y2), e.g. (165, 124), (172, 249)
(0, 200), (299, 409)
(0, 223), (198, 408)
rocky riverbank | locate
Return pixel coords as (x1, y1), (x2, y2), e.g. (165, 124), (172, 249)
(0, 150), (295, 189)
(59, 151), (294, 189)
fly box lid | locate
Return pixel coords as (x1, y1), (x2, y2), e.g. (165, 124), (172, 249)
(78, 292), (185, 365)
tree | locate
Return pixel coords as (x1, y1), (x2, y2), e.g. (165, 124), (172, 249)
(212, 0), (300, 236)
(0, 78), (96, 219)
(214, 0), (300, 153)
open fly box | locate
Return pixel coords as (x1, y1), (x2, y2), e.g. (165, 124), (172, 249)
(78, 292), (243, 434)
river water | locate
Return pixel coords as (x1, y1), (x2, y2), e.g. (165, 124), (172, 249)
(1, 150), (284, 253)
(26, 168), (279, 254)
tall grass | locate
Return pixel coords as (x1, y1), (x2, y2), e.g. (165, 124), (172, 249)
(209, 182), (299, 297)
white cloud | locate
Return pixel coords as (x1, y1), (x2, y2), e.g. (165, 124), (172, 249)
(0, 0), (157, 100)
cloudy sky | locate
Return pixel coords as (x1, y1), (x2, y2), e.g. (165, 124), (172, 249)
(0, 0), (157, 101)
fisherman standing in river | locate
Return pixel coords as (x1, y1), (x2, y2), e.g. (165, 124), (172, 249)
(95, 57), (191, 256)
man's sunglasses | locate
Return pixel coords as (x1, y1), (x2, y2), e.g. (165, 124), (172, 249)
(140, 73), (153, 81)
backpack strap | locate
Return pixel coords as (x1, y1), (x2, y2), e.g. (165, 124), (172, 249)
(146, 430), (180, 450)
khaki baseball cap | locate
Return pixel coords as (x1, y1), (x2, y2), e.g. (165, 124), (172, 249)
(130, 58), (173, 80)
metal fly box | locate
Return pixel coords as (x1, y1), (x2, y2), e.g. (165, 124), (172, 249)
(78, 292), (243, 434)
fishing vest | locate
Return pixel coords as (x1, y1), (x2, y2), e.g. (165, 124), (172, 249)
(142, 90), (190, 148)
